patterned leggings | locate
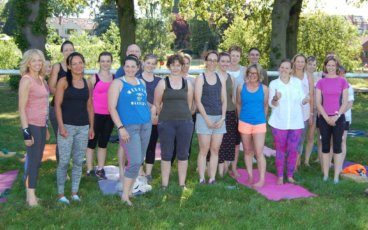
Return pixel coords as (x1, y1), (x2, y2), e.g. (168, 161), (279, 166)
(271, 127), (302, 178)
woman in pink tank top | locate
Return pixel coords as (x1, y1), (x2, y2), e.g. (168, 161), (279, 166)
(86, 52), (115, 179)
(18, 49), (49, 207)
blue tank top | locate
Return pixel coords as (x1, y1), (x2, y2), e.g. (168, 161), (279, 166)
(240, 83), (266, 125)
(117, 77), (150, 125)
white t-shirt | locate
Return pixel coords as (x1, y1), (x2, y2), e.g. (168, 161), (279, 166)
(344, 84), (354, 124)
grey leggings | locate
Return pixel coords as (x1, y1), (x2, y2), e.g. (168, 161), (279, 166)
(57, 124), (88, 194)
(120, 123), (151, 179)
(25, 125), (46, 189)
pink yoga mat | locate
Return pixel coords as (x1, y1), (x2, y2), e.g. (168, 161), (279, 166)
(235, 169), (317, 201)
(0, 170), (18, 203)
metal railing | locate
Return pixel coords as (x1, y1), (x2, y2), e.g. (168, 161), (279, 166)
(1, 69), (368, 78)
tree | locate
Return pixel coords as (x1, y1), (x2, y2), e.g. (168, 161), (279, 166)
(269, 0), (303, 69)
(297, 12), (361, 71)
(220, 1), (273, 67)
(94, 2), (118, 36)
(115, 0), (136, 63)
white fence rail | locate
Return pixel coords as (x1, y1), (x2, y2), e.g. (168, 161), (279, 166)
(1, 69), (368, 78)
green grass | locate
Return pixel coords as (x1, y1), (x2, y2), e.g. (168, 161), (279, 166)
(1, 87), (368, 229)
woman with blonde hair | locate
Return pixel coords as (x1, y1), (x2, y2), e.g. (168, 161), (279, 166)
(18, 49), (50, 206)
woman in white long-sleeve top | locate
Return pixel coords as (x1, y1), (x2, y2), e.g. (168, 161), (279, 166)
(268, 59), (309, 185)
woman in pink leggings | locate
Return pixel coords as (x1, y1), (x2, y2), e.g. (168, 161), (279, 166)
(268, 59), (309, 185)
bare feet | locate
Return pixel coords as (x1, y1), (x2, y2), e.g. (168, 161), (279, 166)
(121, 197), (133, 206)
(252, 180), (265, 188)
(27, 198), (38, 207)
(247, 175), (253, 185)
(287, 177), (295, 183)
(231, 168), (240, 178)
(277, 177), (284, 185)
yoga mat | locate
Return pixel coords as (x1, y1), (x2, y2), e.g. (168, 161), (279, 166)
(0, 170), (18, 203)
(343, 161), (368, 172)
(42, 144), (56, 162)
(235, 169), (317, 201)
(347, 130), (367, 137)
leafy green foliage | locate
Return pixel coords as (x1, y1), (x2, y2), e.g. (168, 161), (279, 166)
(189, 19), (219, 57)
(220, 0), (273, 67)
(0, 36), (21, 69)
(135, 0), (174, 60)
(100, 21), (120, 66)
(298, 12), (362, 71)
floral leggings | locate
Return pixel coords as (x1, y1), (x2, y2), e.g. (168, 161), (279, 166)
(271, 127), (302, 178)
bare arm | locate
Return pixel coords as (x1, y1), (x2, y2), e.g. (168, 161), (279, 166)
(263, 84), (269, 117)
(48, 63), (61, 95)
(220, 77), (227, 119)
(186, 79), (194, 114)
(194, 75), (208, 120)
(236, 84), (242, 118)
(153, 79), (165, 116)
(54, 78), (67, 137)
(86, 80), (95, 140)
(315, 89), (329, 123)
(18, 77), (34, 146)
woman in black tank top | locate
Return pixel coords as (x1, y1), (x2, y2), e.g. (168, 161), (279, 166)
(54, 52), (94, 204)
(48, 41), (75, 162)
(194, 50), (227, 184)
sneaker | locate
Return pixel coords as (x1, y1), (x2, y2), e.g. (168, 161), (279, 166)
(58, 196), (70, 205)
(199, 178), (206, 184)
(87, 169), (96, 177)
(146, 175), (152, 185)
(95, 168), (107, 180)
(71, 194), (81, 202)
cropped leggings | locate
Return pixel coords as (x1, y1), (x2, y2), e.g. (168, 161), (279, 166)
(271, 127), (302, 178)
(318, 115), (345, 154)
(120, 123), (151, 179)
(24, 125), (46, 189)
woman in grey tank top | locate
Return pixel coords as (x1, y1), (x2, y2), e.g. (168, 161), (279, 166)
(195, 50), (227, 184)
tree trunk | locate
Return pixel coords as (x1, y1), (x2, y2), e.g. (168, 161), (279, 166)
(116, 0), (136, 65)
(286, 0), (303, 59)
(269, 0), (303, 69)
(20, 1), (47, 52)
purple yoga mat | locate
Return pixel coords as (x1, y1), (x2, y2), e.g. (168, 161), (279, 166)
(235, 169), (317, 201)
(0, 170), (18, 203)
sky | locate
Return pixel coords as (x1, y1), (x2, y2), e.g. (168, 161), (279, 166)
(81, 0), (368, 19)
(304, 0), (368, 19)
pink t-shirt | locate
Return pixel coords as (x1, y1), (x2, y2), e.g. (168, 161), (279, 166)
(316, 76), (348, 116)
(23, 75), (49, 126)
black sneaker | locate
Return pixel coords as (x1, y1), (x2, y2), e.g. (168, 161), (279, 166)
(95, 168), (107, 180)
(87, 169), (96, 177)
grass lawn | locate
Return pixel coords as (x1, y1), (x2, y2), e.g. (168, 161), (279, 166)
(1, 86), (368, 229)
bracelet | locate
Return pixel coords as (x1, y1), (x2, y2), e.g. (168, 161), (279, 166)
(118, 125), (125, 130)
(22, 127), (32, 140)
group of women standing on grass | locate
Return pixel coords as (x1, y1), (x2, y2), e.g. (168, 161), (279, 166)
(18, 41), (351, 207)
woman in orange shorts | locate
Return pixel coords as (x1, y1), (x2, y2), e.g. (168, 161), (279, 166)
(236, 64), (269, 187)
